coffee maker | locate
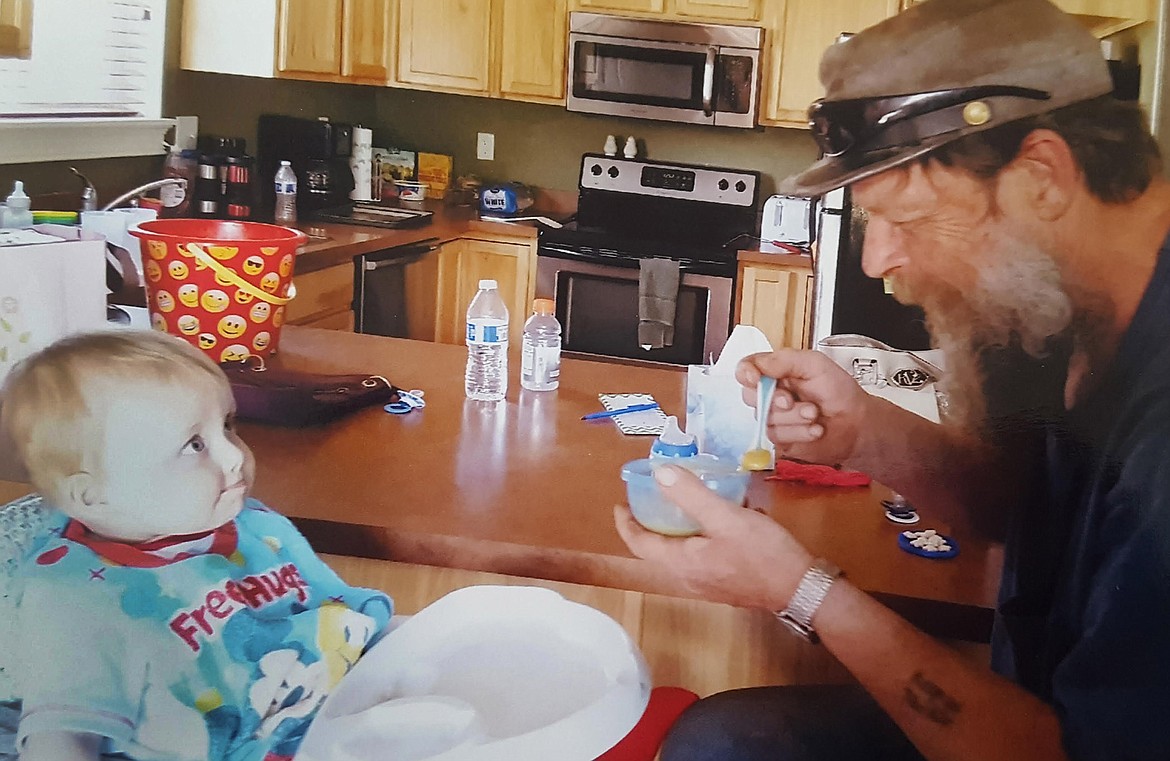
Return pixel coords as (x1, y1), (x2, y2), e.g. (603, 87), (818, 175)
(257, 114), (355, 219)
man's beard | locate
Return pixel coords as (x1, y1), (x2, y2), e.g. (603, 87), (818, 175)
(888, 221), (1076, 430)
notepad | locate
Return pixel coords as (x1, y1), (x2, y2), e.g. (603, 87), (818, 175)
(597, 393), (668, 435)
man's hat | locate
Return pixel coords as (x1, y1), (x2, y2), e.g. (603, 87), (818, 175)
(778, 0), (1114, 197)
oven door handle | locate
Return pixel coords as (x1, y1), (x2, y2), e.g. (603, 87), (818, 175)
(701, 47), (717, 117)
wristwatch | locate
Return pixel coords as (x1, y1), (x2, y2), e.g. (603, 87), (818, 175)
(774, 558), (843, 644)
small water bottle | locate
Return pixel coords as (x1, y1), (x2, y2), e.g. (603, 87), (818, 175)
(465, 279), (509, 401)
(273, 160), (298, 225)
(520, 298), (561, 391)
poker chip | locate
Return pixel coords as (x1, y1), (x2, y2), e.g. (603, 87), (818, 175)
(897, 529), (959, 559)
(881, 498), (919, 525)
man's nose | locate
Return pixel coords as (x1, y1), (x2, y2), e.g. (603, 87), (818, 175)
(860, 217), (908, 278)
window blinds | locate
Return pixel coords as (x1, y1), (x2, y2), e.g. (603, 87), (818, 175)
(0, 0), (165, 118)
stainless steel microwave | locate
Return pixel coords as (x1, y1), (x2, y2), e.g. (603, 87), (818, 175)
(567, 12), (764, 129)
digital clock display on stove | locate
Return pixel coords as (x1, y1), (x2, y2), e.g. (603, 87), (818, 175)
(641, 167), (695, 193)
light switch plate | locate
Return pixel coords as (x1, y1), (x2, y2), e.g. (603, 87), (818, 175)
(476, 132), (495, 161)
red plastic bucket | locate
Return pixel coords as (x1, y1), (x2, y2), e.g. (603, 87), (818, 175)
(129, 219), (307, 363)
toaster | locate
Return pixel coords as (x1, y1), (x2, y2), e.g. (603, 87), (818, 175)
(760, 194), (816, 246)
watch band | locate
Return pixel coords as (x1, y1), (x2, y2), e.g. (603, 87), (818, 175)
(774, 558), (842, 644)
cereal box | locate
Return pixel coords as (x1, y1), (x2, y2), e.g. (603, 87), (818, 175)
(416, 152), (453, 200)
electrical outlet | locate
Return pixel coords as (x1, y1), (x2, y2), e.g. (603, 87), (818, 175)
(476, 132), (495, 161)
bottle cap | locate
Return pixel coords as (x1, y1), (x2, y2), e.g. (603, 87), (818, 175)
(479, 279), (498, 290)
(650, 416), (699, 459)
(532, 298), (555, 316)
(6, 181), (30, 209)
(280, 160), (291, 166)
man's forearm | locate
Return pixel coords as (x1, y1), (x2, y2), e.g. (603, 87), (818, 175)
(815, 580), (1066, 761)
(846, 396), (1017, 539)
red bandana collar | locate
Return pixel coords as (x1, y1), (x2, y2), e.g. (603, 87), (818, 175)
(62, 520), (239, 568)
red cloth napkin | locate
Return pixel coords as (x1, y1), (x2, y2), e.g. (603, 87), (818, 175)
(596, 686), (699, 760)
(766, 459), (872, 487)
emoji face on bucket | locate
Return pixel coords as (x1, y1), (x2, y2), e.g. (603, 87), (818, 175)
(201, 289), (230, 313)
(177, 314), (200, 336)
(155, 291), (175, 313)
(278, 254), (294, 278)
(260, 272), (280, 294)
(215, 270), (235, 287)
(249, 302), (271, 323)
(234, 289), (255, 305)
(147, 240), (169, 260)
(273, 306), (285, 328)
(217, 315), (247, 340)
(208, 246), (239, 261)
(242, 256), (265, 276)
(144, 260), (162, 283)
(260, 246), (280, 257)
(151, 313), (167, 332)
(221, 344), (249, 363)
(198, 333), (218, 351)
(178, 283), (200, 308)
(252, 331), (272, 352)
(168, 260), (189, 281)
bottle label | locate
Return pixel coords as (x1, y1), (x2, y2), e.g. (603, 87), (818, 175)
(467, 319), (508, 345)
(522, 342), (560, 382)
(160, 182), (186, 208)
(275, 181), (297, 194)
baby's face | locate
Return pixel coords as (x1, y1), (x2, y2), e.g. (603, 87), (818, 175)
(73, 377), (254, 542)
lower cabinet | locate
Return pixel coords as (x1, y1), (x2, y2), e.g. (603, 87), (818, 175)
(432, 237), (537, 346)
(736, 259), (814, 350)
(286, 262), (355, 329)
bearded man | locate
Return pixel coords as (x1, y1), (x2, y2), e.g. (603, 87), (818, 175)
(613, 1), (1170, 760)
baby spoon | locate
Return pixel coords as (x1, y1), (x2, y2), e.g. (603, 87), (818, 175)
(741, 375), (777, 471)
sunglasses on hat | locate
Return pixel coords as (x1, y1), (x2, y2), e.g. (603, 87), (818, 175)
(808, 85), (1051, 158)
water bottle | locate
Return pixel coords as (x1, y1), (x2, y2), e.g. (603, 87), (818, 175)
(465, 279), (509, 401)
(520, 298), (561, 391)
(273, 160), (298, 225)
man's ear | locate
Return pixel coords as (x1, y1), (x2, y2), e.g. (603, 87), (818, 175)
(1003, 128), (1080, 222)
(60, 472), (104, 515)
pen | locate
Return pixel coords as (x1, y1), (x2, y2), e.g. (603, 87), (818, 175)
(581, 403), (660, 421)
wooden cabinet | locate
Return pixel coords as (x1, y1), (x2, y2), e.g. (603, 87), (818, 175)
(395, 0), (493, 93)
(760, 0), (900, 127)
(736, 259), (813, 350)
(277, 0), (391, 83)
(499, 0), (568, 102)
(286, 263), (354, 328)
(674, 0), (760, 21)
(0, 0), (33, 59)
(431, 237), (537, 346)
(571, 0), (665, 13)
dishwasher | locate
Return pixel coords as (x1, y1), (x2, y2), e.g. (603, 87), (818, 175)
(352, 238), (439, 337)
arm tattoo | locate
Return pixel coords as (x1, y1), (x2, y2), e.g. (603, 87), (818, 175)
(904, 671), (963, 726)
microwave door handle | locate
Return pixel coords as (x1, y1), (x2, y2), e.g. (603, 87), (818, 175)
(702, 47), (716, 117)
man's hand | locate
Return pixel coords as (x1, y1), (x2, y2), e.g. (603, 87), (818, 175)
(736, 349), (873, 468)
(613, 464), (813, 611)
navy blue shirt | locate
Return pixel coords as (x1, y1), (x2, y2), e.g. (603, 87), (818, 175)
(992, 237), (1170, 760)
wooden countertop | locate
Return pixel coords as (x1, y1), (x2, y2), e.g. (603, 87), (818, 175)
(291, 203), (543, 275)
(236, 327), (1000, 640)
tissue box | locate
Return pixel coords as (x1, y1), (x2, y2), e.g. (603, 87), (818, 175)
(685, 325), (775, 465)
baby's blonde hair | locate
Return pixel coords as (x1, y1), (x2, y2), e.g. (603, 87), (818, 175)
(0, 330), (229, 503)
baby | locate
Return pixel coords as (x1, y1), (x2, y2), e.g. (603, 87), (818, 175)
(0, 330), (393, 761)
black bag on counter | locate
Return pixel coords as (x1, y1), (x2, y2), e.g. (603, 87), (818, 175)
(220, 357), (400, 427)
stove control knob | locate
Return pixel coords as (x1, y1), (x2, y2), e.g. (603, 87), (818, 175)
(590, 163), (603, 176)
(608, 166), (620, 178)
(735, 180), (747, 193)
(718, 179), (730, 191)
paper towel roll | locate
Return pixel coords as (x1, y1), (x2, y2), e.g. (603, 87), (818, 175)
(351, 127), (374, 200)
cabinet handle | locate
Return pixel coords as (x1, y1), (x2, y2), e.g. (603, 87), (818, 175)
(702, 47), (716, 117)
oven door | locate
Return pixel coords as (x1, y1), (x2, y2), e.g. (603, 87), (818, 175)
(567, 34), (759, 128)
(537, 255), (733, 365)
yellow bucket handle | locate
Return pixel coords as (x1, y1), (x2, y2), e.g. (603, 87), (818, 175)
(184, 243), (294, 306)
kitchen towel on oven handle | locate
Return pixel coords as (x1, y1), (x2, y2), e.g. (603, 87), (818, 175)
(220, 357), (401, 427)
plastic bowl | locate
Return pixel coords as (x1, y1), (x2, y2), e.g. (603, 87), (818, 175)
(395, 180), (428, 201)
(620, 456), (749, 536)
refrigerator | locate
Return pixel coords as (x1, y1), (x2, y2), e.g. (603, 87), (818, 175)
(811, 187), (932, 352)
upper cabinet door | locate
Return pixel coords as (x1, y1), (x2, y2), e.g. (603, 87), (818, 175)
(500, 0), (568, 102)
(571, 0), (666, 13)
(342, 0), (393, 82)
(0, 0), (33, 59)
(762, 0), (899, 126)
(674, 0), (761, 21)
(278, 0), (343, 77)
(396, 0), (492, 93)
